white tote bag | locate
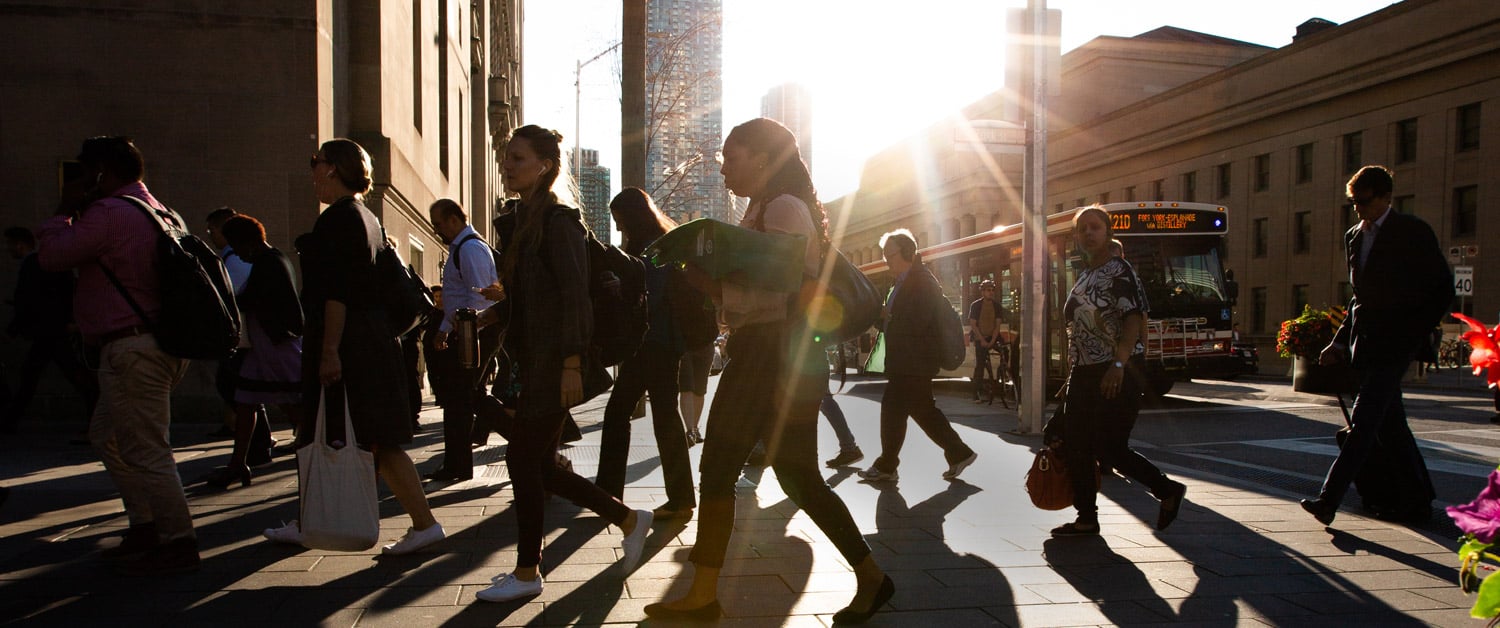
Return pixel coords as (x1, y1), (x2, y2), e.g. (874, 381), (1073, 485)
(297, 388), (380, 551)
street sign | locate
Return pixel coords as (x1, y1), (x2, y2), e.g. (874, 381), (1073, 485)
(1455, 265), (1474, 297)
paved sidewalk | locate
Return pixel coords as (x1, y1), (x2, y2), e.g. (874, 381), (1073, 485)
(0, 375), (1481, 626)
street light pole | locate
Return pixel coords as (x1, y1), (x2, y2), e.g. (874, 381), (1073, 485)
(574, 41), (623, 188)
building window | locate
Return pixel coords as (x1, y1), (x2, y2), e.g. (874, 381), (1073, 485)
(1292, 284), (1310, 317)
(1075, 198), (1086, 209)
(1454, 185), (1478, 236)
(1458, 103), (1482, 152)
(1054, 203), (1063, 213)
(1182, 171), (1197, 202)
(1098, 191), (1110, 204)
(1251, 287), (1267, 333)
(1295, 143), (1314, 184)
(1253, 154), (1270, 192)
(1342, 132), (1363, 176)
(1151, 179), (1164, 201)
(1395, 118), (1417, 163)
(1216, 163), (1231, 199)
(412, 0), (423, 133)
(1253, 217), (1268, 258)
(1294, 211), (1311, 253)
(1124, 185), (1136, 202)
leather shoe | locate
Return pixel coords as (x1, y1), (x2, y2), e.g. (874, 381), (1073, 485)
(643, 599), (722, 621)
(1300, 498), (1337, 525)
(832, 575), (895, 624)
(1156, 481), (1187, 530)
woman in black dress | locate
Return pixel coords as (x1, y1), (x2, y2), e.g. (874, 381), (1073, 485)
(472, 125), (649, 603)
(261, 139), (444, 554)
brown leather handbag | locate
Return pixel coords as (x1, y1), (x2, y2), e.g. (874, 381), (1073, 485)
(1026, 447), (1074, 511)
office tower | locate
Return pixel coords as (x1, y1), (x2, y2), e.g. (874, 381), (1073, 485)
(577, 148), (613, 237)
(761, 83), (814, 173)
(645, 0), (728, 223)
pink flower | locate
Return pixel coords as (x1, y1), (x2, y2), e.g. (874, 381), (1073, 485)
(1452, 313), (1500, 389)
(1449, 470), (1500, 543)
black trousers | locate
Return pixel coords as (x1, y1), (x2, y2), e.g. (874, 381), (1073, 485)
(432, 325), (502, 476)
(1062, 360), (1173, 519)
(597, 343), (695, 507)
(508, 408), (631, 569)
(874, 374), (974, 473)
(2, 332), (99, 425)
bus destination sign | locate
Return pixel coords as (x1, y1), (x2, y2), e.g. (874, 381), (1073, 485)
(1109, 209), (1226, 234)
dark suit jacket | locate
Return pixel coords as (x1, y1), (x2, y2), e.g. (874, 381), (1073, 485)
(1334, 210), (1452, 367)
(877, 261), (944, 377)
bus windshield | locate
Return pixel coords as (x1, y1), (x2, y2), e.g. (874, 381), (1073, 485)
(1122, 235), (1227, 314)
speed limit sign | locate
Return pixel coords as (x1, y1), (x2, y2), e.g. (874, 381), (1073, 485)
(1455, 266), (1474, 296)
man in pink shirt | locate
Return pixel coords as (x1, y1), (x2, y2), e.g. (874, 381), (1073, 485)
(37, 137), (195, 575)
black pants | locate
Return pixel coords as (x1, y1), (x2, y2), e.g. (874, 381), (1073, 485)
(971, 343), (993, 398)
(1317, 355), (1434, 509)
(2, 332), (99, 425)
(1062, 361), (1173, 520)
(508, 408), (631, 569)
(873, 374), (974, 473)
(691, 324), (871, 569)
(597, 343), (695, 507)
(432, 325), (501, 477)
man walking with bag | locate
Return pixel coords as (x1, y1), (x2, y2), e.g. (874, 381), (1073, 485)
(37, 136), (197, 575)
(859, 229), (977, 483)
(425, 199), (498, 481)
(1302, 165), (1451, 525)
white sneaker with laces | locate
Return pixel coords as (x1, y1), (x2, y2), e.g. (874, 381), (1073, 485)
(858, 466), (898, 482)
(619, 509), (653, 573)
(475, 572), (543, 602)
(263, 520), (304, 545)
(381, 523), (446, 555)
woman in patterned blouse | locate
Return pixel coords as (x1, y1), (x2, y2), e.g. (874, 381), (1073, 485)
(1052, 206), (1187, 537)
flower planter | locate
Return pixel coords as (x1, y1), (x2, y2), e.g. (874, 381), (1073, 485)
(1291, 356), (1360, 395)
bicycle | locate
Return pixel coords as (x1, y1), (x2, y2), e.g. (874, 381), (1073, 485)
(976, 343), (1019, 409)
(1437, 337), (1471, 370)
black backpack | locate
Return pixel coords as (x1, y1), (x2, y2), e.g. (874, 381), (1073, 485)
(376, 237), (434, 337)
(102, 196), (239, 360)
(546, 207), (649, 367)
(937, 296), (967, 371)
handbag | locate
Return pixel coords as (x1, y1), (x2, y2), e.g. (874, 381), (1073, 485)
(1025, 447), (1075, 511)
(809, 249), (882, 347)
(297, 388), (381, 551)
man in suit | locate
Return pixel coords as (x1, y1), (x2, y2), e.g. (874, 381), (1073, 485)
(1301, 165), (1452, 526)
(858, 229), (977, 483)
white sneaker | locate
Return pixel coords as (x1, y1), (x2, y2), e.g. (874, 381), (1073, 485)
(858, 466), (899, 482)
(263, 520), (304, 545)
(381, 523), (446, 555)
(943, 452), (978, 480)
(619, 509), (653, 573)
(475, 572), (543, 602)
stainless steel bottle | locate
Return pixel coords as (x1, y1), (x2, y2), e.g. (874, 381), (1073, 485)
(456, 307), (479, 368)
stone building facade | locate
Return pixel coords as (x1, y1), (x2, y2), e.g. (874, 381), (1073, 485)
(830, 0), (1496, 369)
(0, 0), (522, 420)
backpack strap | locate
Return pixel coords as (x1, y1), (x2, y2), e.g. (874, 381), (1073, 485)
(98, 195), (171, 333)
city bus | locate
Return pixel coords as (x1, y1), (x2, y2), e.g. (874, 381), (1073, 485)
(857, 202), (1249, 396)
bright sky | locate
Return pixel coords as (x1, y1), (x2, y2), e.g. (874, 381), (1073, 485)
(523, 0), (1400, 205)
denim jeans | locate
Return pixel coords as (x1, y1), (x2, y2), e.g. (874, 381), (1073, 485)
(821, 392), (857, 452)
(690, 324), (871, 568)
(597, 343), (695, 508)
(90, 333), (191, 540)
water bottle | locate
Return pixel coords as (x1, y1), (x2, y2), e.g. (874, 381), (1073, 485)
(456, 307), (480, 368)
